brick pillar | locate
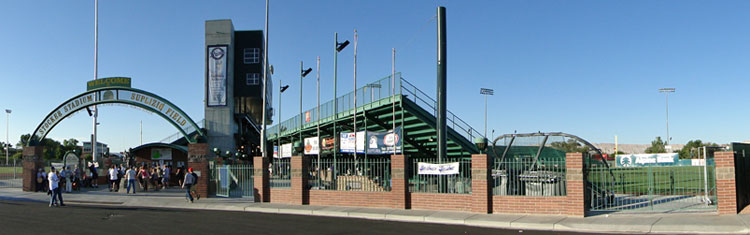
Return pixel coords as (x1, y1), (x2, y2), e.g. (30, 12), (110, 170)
(715, 151), (738, 214)
(390, 155), (409, 209)
(291, 155), (310, 205)
(565, 153), (585, 217)
(471, 154), (492, 213)
(187, 143), (210, 199)
(22, 146), (45, 192)
(253, 156), (270, 202)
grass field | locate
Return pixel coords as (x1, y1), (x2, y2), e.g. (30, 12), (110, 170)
(589, 165), (715, 196)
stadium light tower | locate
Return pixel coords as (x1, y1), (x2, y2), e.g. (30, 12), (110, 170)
(658, 88), (676, 145)
(480, 88), (494, 138)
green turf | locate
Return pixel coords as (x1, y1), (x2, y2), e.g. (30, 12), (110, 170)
(589, 166), (716, 196)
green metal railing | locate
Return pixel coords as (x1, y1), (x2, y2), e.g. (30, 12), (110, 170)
(270, 158), (291, 188)
(267, 73), (485, 143)
(309, 157), (391, 192)
(409, 157), (472, 194)
(588, 165), (716, 212)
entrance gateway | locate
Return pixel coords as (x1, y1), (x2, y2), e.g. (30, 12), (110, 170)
(27, 77), (205, 146)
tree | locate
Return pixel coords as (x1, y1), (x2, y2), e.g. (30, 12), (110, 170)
(644, 137), (666, 153)
(550, 139), (591, 153)
(14, 133), (68, 161)
(678, 140), (719, 159)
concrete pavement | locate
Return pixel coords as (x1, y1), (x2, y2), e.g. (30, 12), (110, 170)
(0, 187), (748, 234)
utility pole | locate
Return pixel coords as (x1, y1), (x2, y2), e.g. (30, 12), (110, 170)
(261, 0), (270, 159)
(92, 0), (99, 163)
(658, 88), (675, 145)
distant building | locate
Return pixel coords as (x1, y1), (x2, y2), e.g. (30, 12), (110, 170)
(81, 141), (109, 159)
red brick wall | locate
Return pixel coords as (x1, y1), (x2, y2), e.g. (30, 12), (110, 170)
(187, 143), (209, 199)
(270, 188), (293, 204)
(411, 193), (474, 212)
(291, 155), (310, 205)
(471, 154), (491, 213)
(715, 151), (737, 214)
(309, 191), (397, 208)
(22, 146), (44, 192)
(253, 156), (270, 202)
(491, 153), (584, 217)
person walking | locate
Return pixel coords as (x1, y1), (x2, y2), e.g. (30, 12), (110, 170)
(108, 165), (118, 192)
(36, 168), (45, 192)
(125, 167), (137, 194)
(161, 165), (170, 189)
(139, 167), (150, 192)
(48, 167), (64, 207)
(181, 168), (195, 203)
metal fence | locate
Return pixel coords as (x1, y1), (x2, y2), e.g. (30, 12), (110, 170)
(493, 158), (567, 196)
(409, 158), (472, 194)
(309, 156), (391, 192)
(0, 159), (22, 188)
(209, 163), (254, 198)
(271, 158), (291, 188)
(588, 165), (716, 212)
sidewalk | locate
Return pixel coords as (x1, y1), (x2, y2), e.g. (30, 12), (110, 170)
(0, 187), (748, 234)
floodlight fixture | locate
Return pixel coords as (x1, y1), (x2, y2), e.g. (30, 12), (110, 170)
(302, 68), (312, 77)
(336, 40), (350, 52)
(280, 85), (289, 93)
(480, 88), (494, 95)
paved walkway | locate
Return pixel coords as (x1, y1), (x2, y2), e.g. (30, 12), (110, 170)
(0, 187), (748, 234)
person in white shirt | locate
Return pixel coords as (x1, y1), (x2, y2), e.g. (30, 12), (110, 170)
(108, 166), (119, 192)
(125, 167), (137, 194)
(48, 167), (64, 207)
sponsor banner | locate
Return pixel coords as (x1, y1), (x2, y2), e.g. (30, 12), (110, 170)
(321, 137), (335, 151)
(305, 111), (311, 123)
(304, 137), (319, 155)
(207, 45), (227, 106)
(616, 153), (679, 167)
(691, 159), (706, 166)
(341, 127), (403, 154)
(279, 143), (292, 158)
(87, 77), (131, 91)
(273, 146), (279, 158)
(417, 162), (460, 175)
(151, 148), (172, 160)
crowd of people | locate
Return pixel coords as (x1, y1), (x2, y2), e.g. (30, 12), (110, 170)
(37, 162), (201, 206)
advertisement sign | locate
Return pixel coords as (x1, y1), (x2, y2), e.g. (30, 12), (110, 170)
(341, 127), (402, 154)
(321, 137), (335, 151)
(417, 162), (460, 175)
(616, 153), (679, 167)
(207, 45), (227, 106)
(279, 143), (292, 158)
(273, 146), (279, 158)
(304, 137), (319, 155)
(151, 148), (172, 160)
(305, 111), (311, 123)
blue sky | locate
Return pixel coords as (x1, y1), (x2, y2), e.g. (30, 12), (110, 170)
(2, 0), (750, 153)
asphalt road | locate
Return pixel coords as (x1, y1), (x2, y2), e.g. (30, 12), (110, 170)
(0, 200), (589, 235)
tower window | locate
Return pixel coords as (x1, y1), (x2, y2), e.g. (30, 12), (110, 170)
(246, 73), (260, 85)
(244, 48), (260, 64)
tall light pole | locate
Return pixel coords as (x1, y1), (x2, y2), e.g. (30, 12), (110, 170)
(261, 0), (270, 159)
(391, 48), (396, 155)
(659, 88), (675, 145)
(316, 56), (321, 186)
(480, 88), (494, 138)
(92, 0), (99, 163)
(353, 29), (358, 154)
(333, 33), (350, 181)
(300, 61), (312, 145)
(5, 109), (11, 165)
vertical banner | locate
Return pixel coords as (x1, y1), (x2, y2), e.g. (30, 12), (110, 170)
(304, 137), (320, 155)
(340, 132), (357, 153)
(273, 146), (279, 158)
(207, 45), (227, 106)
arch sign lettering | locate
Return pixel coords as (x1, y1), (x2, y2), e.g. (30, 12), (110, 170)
(29, 78), (204, 146)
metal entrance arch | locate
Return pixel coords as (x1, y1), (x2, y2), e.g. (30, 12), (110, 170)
(27, 87), (205, 146)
